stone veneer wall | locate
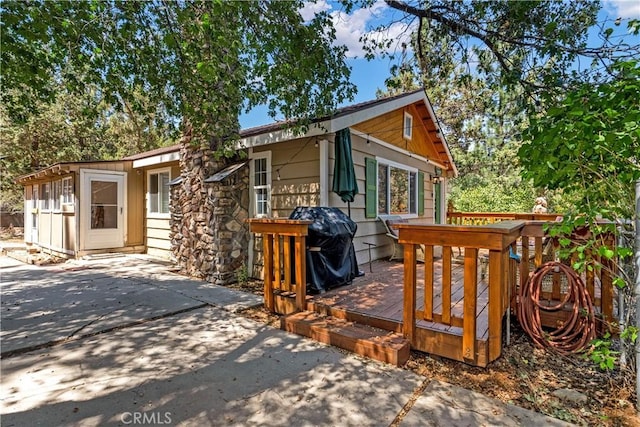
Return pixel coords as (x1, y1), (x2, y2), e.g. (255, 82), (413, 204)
(169, 142), (250, 285)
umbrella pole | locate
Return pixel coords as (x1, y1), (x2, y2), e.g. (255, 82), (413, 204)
(348, 201), (351, 218)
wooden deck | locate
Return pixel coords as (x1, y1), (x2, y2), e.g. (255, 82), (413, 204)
(304, 258), (493, 366)
(309, 259), (490, 340)
(248, 217), (616, 368)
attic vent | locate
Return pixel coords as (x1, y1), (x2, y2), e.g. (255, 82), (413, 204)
(403, 112), (413, 140)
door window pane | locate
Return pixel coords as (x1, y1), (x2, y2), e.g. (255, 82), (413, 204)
(41, 183), (50, 210)
(62, 177), (74, 204)
(91, 180), (117, 229)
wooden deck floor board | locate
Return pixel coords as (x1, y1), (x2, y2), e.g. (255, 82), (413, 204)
(311, 259), (491, 342)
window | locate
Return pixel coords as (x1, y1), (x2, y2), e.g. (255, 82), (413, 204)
(403, 112), (413, 140)
(148, 169), (170, 215)
(366, 157), (423, 218)
(62, 177), (74, 204)
(52, 179), (62, 211)
(40, 183), (50, 211)
(32, 185), (38, 228)
(251, 152), (271, 217)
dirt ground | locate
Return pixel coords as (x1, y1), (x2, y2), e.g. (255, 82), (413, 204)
(230, 279), (638, 427)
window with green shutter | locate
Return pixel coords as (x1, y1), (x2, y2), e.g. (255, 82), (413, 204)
(365, 157), (377, 218)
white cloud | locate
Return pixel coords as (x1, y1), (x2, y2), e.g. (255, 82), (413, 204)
(301, 0), (415, 58)
(299, 0), (332, 22)
(603, 0), (640, 19)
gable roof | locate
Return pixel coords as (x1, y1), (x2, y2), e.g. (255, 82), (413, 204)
(238, 88), (457, 176)
(22, 89), (457, 181)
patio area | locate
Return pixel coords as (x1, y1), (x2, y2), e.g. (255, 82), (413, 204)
(249, 217), (615, 368)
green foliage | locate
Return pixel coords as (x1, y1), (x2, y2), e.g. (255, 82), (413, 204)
(449, 181), (534, 213)
(235, 264), (250, 286)
(521, 56), (640, 372)
(1, 1), (356, 153)
(520, 59), (640, 222)
(0, 84), (174, 211)
(587, 333), (619, 371)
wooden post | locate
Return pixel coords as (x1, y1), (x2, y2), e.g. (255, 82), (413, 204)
(520, 235), (529, 297)
(463, 247), (478, 362)
(403, 243), (417, 343)
(283, 237), (292, 292)
(488, 250), (504, 360)
(424, 245), (434, 321)
(442, 246), (452, 324)
(601, 254), (614, 324)
(534, 237), (543, 267)
(263, 233), (275, 312)
(294, 235), (307, 311)
(273, 234), (281, 290)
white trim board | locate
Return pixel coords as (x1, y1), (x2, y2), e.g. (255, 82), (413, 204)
(237, 91), (428, 149)
(132, 151), (180, 169)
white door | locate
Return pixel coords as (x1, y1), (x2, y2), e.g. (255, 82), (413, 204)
(81, 171), (126, 250)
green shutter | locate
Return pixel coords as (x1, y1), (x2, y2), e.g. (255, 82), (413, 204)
(365, 157), (377, 218)
(434, 182), (442, 224)
(418, 171), (424, 216)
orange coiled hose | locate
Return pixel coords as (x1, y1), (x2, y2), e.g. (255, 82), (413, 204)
(517, 261), (596, 355)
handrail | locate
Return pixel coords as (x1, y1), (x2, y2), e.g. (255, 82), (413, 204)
(398, 220), (523, 364)
(247, 219), (311, 314)
(398, 218), (616, 365)
(518, 221), (615, 325)
(447, 211), (560, 225)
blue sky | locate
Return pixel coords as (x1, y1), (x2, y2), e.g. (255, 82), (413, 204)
(239, 0), (640, 129)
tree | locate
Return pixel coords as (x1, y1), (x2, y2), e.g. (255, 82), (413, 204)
(520, 56), (640, 405)
(2, 1), (355, 280)
(1, 1), (355, 148)
(0, 83), (174, 212)
(372, 1), (638, 104)
(364, 1), (640, 213)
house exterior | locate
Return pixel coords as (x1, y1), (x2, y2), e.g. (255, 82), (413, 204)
(17, 89), (457, 282)
(18, 161), (145, 258)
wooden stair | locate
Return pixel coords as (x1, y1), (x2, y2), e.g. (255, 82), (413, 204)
(280, 311), (411, 367)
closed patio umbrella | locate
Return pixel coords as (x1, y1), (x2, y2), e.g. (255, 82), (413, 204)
(332, 128), (359, 217)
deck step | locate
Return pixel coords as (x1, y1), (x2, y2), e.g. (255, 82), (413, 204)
(280, 311), (410, 366)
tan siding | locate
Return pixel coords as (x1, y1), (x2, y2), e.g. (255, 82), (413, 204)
(38, 213), (51, 246)
(147, 246), (172, 259)
(256, 138), (321, 219)
(124, 161), (145, 246)
(140, 162), (178, 258)
(64, 214), (76, 251)
(146, 237), (171, 251)
(146, 224), (171, 240)
(51, 213), (63, 249)
(147, 218), (171, 230)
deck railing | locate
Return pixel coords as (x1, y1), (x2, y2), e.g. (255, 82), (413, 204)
(247, 219), (312, 314)
(517, 221), (615, 326)
(447, 211), (559, 225)
(397, 221), (523, 365)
